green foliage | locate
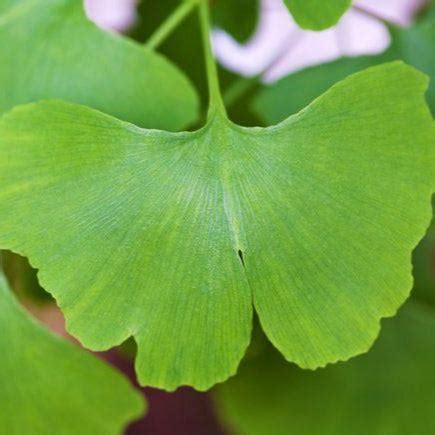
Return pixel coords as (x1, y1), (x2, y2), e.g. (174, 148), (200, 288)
(396, 13), (435, 113)
(284, 0), (351, 30)
(132, 0), (208, 110)
(253, 54), (396, 123)
(214, 301), (435, 435)
(132, 0), (249, 119)
(412, 198), (435, 306)
(3, 251), (50, 302)
(0, 62), (433, 391)
(212, 0), (260, 42)
(0, 0), (199, 130)
(0, 275), (144, 434)
(253, 13), (435, 123)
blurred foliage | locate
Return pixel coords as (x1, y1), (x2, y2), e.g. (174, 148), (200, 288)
(413, 198), (435, 306)
(3, 251), (51, 303)
(0, 275), (145, 434)
(131, 0), (261, 126)
(215, 301), (435, 435)
(396, 10), (435, 113)
(212, 0), (260, 42)
(284, 0), (351, 30)
(252, 11), (435, 123)
(0, 0), (199, 130)
(131, 0), (208, 113)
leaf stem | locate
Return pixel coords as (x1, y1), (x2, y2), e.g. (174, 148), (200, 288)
(145, 0), (199, 51)
(198, 0), (227, 119)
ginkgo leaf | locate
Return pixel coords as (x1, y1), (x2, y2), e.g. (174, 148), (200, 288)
(253, 12), (435, 123)
(214, 301), (435, 435)
(0, 62), (433, 391)
(284, 0), (351, 30)
(0, 0), (198, 130)
(0, 274), (145, 434)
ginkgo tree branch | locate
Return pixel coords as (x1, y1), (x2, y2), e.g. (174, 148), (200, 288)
(199, 0), (228, 118)
(145, 0), (200, 51)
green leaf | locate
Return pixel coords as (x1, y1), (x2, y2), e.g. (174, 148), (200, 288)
(253, 14), (435, 123)
(0, 0), (19, 14)
(212, 0), (260, 42)
(0, 274), (145, 434)
(0, 0), (199, 130)
(0, 62), (433, 390)
(284, 0), (351, 30)
(395, 14), (435, 113)
(214, 301), (435, 435)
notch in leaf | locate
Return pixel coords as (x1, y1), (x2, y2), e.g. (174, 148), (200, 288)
(0, 1), (433, 391)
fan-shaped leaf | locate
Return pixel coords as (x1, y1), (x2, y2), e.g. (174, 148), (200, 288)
(0, 0), (198, 130)
(0, 62), (433, 390)
(0, 275), (145, 434)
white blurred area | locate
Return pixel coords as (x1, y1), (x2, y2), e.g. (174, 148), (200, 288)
(84, 0), (426, 81)
(213, 0), (427, 82)
(84, 0), (138, 32)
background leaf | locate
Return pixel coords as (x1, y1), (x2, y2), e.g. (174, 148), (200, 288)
(131, 0), (208, 112)
(3, 251), (50, 302)
(412, 198), (435, 307)
(211, 0), (260, 42)
(283, 0), (351, 30)
(0, 274), (145, 435)
(214, 301), (435, 435)
(0, 0), (199, 130)
(252, 13), (435, 123)
(131, 0), (250, 122)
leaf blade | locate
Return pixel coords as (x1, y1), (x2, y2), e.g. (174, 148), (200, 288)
(0, 62), (433, 389)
